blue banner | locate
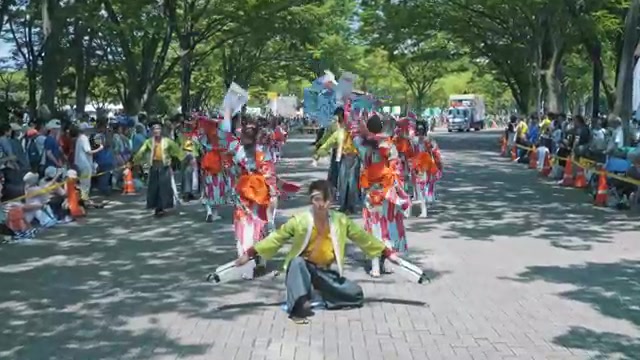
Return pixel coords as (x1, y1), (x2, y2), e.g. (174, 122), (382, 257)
(317, 90), (336, 127)
(303, 88), (319, 119)
(351, 95), (374, 112)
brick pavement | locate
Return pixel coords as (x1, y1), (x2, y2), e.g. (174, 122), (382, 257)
(1, 131), (639, 360)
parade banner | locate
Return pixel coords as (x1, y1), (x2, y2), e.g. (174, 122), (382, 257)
(351, 94), (374, 112)
(312, 70), (337, 91)
(223, 82), (249, 114)
(270, 96), (297, 117)
(303, 88), (319, 119)
(221, 82), (248, 131)
(335, 72), (357, 102)
(317, 89), (337, 127)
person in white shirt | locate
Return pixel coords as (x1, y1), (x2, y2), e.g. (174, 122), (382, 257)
(23, 172), (57, 227)
(607, 116), (625, 156)
(72, 123), (103, 201)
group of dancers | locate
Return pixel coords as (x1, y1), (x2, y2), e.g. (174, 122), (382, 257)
(132, 106), (442, 322)
(310, 106), (443, 275)
(132, 113), (294, 277)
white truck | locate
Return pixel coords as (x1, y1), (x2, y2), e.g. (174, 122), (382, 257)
(446, 94), (485, 132)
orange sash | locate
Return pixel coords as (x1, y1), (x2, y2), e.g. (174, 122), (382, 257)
(359, 161), (396, 190)
(202, 151), (222, 175)
(274, 129), (285, 142)
(395, 137), (413, 157)
(411, 152), (437, 175)
(236, 151), (270, 206)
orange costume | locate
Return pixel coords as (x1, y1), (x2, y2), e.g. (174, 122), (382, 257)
(393, 118), (415, 194)
(355, 137), (410, 252)
(411, 137), (442, 210)
(198, 117), (230, 220)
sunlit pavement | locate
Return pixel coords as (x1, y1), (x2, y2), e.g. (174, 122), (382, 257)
(1, 129), (640, 360)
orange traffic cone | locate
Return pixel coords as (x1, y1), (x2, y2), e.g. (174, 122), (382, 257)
(540, 153), (552, 177)
(594, 170), (608, 206)
(560, 158), (574, 186)
(528, 146), (537, 169)
(122, 166), (136, 195)
(66, 175), (85, 218)
(574, 163), (587, 188)
(511, 144), (517, 161)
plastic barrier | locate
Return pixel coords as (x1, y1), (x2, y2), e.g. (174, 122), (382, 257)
(510, 142), (640, 186)
(498, 135), (640, 206)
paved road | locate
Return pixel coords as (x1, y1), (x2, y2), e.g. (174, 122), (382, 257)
(1, 129), (640, 360)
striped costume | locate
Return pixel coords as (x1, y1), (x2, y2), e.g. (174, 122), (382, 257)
(410, 137), (443, 216)
(355, 136), (410, 253)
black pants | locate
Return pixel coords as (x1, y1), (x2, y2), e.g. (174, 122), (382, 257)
(285, 257), (363, 316)
(314, 127), (325, 145)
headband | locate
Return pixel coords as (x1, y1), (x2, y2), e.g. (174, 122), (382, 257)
(309, 190), (323, 198)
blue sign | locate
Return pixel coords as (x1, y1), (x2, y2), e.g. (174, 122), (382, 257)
(303, 88), (319, 119)
(351, 95), (374, 112)
(317, 90), (336, 127)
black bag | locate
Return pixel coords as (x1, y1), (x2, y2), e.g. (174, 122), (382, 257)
(26, 138), (42, 170)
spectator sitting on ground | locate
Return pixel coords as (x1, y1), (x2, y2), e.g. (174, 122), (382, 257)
(39, 166), (69, 221)
(23, 172), (58, 228)
(625, 150), (640, 207)
(2, 174), (40, 241)
(571, 115), (591, 159)
(590, 118), (608, 154)
(606, 115), (626, 158)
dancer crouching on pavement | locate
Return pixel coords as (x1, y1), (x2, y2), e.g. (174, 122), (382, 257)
(133, 121), (185, 217)
(235, 179), (402, 324)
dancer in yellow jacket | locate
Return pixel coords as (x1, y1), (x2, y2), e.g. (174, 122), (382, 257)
(236, 179), (402, 323)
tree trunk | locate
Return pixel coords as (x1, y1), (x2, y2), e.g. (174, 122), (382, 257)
(414, 89), (426, 115)
(613, 0), (640, 145)
(180, 53), (192, 115)
(544, 46), (564, 113)
(28, 70), (37, 119)
(72, 20), (88, 115)
(590, 40), (603, 118)
(179, 33), (193, 115)
(40, 42), (61, 111)
(124, 75), (142, 117)
(39, 0), (63, 112)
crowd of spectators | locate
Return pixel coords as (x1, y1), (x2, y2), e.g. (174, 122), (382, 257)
(505, 112), (640, 208)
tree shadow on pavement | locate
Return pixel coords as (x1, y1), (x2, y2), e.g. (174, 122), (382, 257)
(0, 196), (289, 360)
(408, 148), (640, 251)
(509, 259), (640, 359)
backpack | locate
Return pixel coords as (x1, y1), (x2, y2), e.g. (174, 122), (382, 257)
(26, 138), (41, 169)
